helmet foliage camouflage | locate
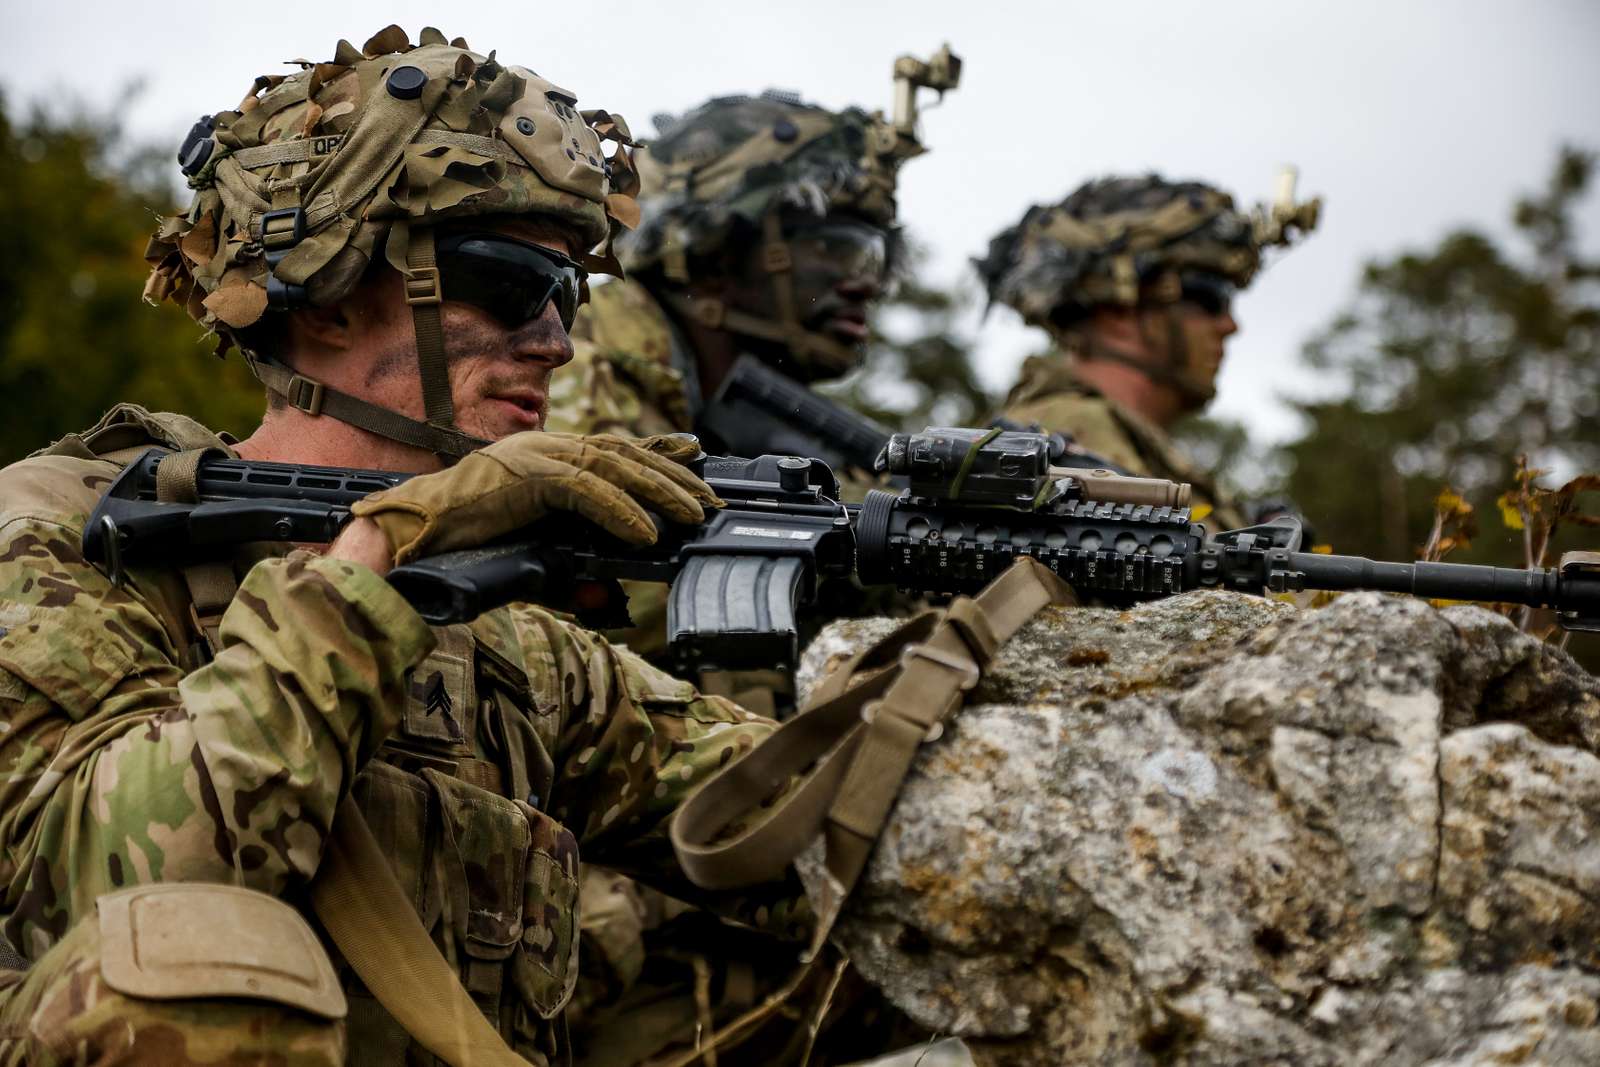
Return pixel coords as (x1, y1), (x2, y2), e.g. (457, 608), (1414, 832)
(142, 24), (639, 458)
(617, 46), (958, 378)
(975, 171), (1320, 329)
(620, 93), (898, 278)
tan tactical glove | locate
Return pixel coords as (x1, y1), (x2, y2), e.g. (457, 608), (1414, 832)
(350, 432), (719, 565)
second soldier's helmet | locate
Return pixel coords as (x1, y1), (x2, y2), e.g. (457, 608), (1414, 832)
(975, 173), (1319, 331)
(619, 47), (957, 378)
(623, 93), (900, 273)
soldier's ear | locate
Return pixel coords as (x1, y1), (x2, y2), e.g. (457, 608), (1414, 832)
(1086, 304), (1144, 349)
(285, 268), (395, 355)
(285, 302), (356, 354)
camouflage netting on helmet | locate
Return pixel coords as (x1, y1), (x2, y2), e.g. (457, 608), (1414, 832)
(619, 92), (901, 277)
(143, 24), (638, 348)
(975, 174), (1301, 328)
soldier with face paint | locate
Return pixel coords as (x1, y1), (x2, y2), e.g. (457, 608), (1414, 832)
(0, 27), (816, 1067)
(545, 49), (960, 464)
(977, 173), (1319, 531)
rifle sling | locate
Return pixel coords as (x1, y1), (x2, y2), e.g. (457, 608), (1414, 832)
(670, 557), (1075, 959)
(312, 795), (537, 1067)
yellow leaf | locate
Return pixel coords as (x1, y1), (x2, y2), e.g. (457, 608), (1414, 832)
(1496, 493), (1525, 531)
(1434, 488), (1471, 516)
(1191, 504), (1213, 522)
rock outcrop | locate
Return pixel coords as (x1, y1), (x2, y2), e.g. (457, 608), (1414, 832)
(795, 591), (1600, 1066)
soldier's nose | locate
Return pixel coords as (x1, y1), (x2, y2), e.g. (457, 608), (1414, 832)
(836, 276), (881, 303)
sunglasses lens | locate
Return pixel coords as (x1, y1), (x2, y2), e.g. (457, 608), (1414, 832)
(435, 234), (586, 329)
(1179, 274), (1234, 317)
(785, 220), (890, 281)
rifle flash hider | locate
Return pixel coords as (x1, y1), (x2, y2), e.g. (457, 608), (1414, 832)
(1065, 468), (1193, 509)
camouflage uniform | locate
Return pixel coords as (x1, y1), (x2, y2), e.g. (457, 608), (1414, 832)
(0, 26), (806, 1066)
(0, 404), (804, 1066)
(999, 355), (1248, 529)
(978, 174), (1320, 533)
(549, 278), (695, 442)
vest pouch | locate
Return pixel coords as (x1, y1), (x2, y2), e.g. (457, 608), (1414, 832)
(510, 798), (581, 1020)
(424, 768), (529, 963)
(350, 760), (437, 924)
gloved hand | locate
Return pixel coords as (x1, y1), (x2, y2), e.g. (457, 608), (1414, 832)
(348, 432), (719, 566)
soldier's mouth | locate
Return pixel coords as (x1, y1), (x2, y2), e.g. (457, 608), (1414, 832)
(821, 311), (870, 343)
(489, 392), (545, 428)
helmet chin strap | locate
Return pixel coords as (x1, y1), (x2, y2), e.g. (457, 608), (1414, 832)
(1068, 276), (1216, 409)
(660, 211), (861, 382)
(246, 223), (491, 463)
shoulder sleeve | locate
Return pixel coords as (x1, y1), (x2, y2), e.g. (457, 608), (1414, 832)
(0, 458), (434, 958)
(544, 337), (655, 437)
(515, 608), (809, 938)
(551, 280), (689, 438)
(1002, 393), (1150, 477)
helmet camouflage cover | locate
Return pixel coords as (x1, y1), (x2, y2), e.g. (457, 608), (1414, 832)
(146, 24), (637, 336)
(142, 25), (639, 457)
(613, 73), (953, 380)
(975, 173), (1320, 328)
(620, 91), (903, 278)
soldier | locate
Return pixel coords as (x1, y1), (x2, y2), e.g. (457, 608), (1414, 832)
(545, 73), (956, 1067)
(546, 64), (960, 683)
(544, 51), (959, 473)
(0, 27), (810, 1066)
(976, 173), (1319, 530)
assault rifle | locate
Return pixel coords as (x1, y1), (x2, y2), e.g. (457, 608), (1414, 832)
(700, 353), (1123, 475)
(699, 354), (897, 475)
(83, 430), (1600, 679)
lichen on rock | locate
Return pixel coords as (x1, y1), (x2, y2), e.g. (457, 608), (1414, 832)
(796, 590), (1600, 1066)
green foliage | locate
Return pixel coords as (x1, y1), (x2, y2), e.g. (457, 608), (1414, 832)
(1257, 146), (1600, 665)
(1276, 145), (1600, 567)
(0, 95), (262, 466)
(815, 239), (993, 431)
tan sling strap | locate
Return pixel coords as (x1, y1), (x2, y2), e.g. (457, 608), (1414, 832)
(313, 795), (536, 1067)
(670, 558), (1075, 959)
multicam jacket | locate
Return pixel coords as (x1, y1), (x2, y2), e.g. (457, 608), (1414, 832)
(547, 278), (697, 442)
(0, 405), (805, 1066)
(997, 353), (1249, 531)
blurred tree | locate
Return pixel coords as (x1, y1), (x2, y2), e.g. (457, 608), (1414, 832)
(1170, 414), (1280, 498)
(814, 239), (992, 431)
(1275, 146), (1599, 566)
(0, 94), (262, 465)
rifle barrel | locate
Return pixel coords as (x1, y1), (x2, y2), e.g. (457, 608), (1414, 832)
(1286, 552), (1572, 610)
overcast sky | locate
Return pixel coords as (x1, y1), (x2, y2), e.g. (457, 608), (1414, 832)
(10, 0), (1598, 442)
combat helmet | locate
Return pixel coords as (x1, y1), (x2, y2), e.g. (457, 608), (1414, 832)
(144, 24), (639, 459)
(621, 46), (960, 378)
(975, 171), (1319, 402)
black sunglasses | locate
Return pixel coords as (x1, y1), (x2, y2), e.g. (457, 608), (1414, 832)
(1178, 272), (1235, 318)
(434, 232), (587, 330)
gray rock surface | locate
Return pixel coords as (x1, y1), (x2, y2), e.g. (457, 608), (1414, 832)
(795, 590), (1600, 1066)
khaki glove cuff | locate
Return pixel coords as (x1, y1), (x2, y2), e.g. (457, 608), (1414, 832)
(348, 498), (436, 566)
